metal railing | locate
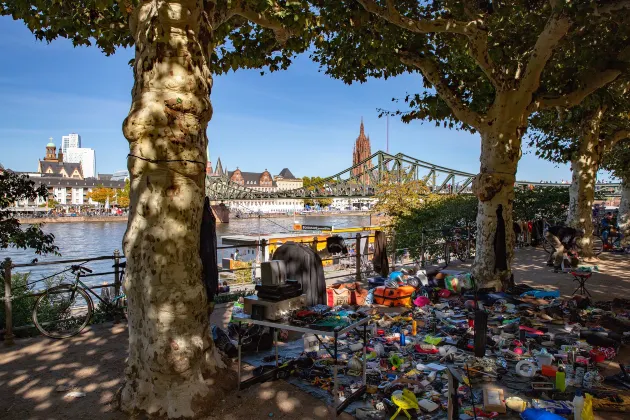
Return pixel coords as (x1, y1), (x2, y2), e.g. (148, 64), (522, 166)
(2, 251), (123, 346)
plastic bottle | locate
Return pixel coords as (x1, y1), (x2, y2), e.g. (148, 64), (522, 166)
(400, 331), (406, 346)
(573, 390), (584, 420)
(556, 366), (566, 392)
(412, 320), (417, 336)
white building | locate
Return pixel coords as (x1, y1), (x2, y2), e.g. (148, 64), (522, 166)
(61, 133), (81, 155)
(65, 147), (96, 179)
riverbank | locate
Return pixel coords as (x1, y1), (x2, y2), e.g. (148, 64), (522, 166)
(19, 211), (373, 224)
(18, 216), (128, 224)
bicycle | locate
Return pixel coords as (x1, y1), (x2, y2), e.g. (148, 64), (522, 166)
(443, 227), (475, 265)
(32, 262), (127, 339)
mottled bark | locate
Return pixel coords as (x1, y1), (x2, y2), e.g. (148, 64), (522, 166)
(472, 97), (524, 290)
(120, 1), (230, 417)
(567, 111), (605, 258)
(620, 179), (630, 246)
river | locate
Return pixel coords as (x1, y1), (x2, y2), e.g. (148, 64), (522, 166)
(1, 215), (370, 287)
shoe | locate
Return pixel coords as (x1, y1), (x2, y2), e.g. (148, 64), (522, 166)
(554, 266), (561, 273)
(546, 262), (554, 267)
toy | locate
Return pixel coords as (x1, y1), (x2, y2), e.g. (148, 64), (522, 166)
(390, 389), (419, 420)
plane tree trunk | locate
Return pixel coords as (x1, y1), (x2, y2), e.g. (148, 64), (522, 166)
(472, 93), (527, 291)
(120, 1), (231, 417)
(566, 110), (606, 258)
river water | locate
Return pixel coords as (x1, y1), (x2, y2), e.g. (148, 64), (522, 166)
(2, 215), (370, 287)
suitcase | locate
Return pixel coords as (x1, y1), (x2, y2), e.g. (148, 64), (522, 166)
(373, 285), (415, 307)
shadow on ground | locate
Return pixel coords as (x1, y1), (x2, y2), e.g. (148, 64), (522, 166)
(511, 248), (630, 300)
(0, 322), (352, 420)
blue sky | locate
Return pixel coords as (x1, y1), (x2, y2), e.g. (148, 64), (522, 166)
(0, 16), (594, 183)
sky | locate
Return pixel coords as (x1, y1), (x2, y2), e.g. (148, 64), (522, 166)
(0, 16), (597, 183)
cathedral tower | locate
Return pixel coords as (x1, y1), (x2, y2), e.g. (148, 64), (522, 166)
(352, 119), (373, 184)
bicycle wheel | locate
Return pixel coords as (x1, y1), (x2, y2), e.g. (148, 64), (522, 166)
(591, 236), (603, 256)
(32, 285), (93, 339)
(542, 238), (553, 254)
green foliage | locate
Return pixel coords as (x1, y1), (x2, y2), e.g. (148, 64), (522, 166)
(311, 1), (630, 133)
(512, 187), (570, 221)
(0, 270), (66, 331)
(602, 139), (630, 182)
(394, 194), (477, 259)
(0, 272), (37, 329)
(303, 176), (334, 207)
(0, 172), (58, 255)
(374, 179), (429, 219)
(528, 81), (630, 164)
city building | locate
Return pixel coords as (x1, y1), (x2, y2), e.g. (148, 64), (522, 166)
(214, 165), (303, 213)
(11, 176), (126, 208)
(65, 147), (96, 178)
(37, 140), (84, 179)
(61, 133), (81, 155)
(352, 119), (374, 185)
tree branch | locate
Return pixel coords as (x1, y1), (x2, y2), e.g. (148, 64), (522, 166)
(357, 0), (502, 88)
(398, 51), (482, 129)
(531, 69), (622, 111)
(520, 14), (571, 93)
(602, 129), (630, 150)
(357, 0), (474, 35)
(231, 3), (292, 44)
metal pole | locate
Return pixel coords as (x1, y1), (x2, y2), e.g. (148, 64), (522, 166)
(274, 328), (279, 367)
(355, 233), (361, 282)
(3, 258), (14, 346)
(260, 239), (267, 262)
(113, 250), (121, 323)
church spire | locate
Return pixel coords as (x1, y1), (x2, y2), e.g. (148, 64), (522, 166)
(360, 117), (364, 135)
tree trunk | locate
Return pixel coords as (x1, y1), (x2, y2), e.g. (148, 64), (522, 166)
(120, 1), (230, 417)
(566, 112), (604, 258)
(471, 126), (521, 290)
(620, 179), (630, 246)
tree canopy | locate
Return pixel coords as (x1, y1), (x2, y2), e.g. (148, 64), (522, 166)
(87, 187), (116, 204)
(0, 172), (58, 255)
(528, 82), (630, 164)
(1, 0), (316, 73)
(602, 139), (630, 182)
(302, 176), (334, 207)
(312, 1), (630, 131)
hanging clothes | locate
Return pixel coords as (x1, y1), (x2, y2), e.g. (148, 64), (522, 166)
(200, 197), (219, 303)
(373, 230), (389, 277)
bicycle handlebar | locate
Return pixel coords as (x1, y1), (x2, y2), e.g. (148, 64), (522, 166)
(71, 265), (93, 273)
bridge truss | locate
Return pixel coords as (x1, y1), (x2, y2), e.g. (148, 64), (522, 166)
(205, 150), (622, 201)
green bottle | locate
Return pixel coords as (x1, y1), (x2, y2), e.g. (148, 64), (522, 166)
(556, 366), (566, 392)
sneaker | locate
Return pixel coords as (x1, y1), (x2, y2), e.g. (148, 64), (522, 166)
(554, 266), (561, 273)
(546, 262), (554, 267)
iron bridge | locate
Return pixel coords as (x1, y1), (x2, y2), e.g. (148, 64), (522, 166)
(205, 151), (622, 201)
